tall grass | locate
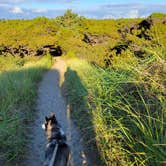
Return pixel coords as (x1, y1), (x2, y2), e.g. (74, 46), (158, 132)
(64, 55), (165, 165)
(0, 55), (53, 163)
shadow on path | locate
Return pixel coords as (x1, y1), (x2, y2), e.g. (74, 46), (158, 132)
(62, 67), (103, 166)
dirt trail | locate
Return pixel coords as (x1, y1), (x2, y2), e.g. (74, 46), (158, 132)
(23, 57), (90, 166)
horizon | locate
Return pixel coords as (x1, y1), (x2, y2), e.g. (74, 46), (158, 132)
(0, 1), (166, 19)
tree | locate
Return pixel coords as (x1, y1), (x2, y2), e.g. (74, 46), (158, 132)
(55, 9), (85, 28)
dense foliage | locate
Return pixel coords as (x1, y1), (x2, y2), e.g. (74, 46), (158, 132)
(0, 11), (165, 65)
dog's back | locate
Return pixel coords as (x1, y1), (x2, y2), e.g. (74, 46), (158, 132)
(43, 113), (71, 166)
(54, 143), (70, 166)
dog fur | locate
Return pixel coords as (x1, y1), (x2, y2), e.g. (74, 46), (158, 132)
(43, 113), (70, 166)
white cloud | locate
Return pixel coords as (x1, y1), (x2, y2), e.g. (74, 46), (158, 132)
(102, 14), (115, 19)
(127, 9), (139, 18)
(0, 2), (166, 19)
(33, 8), (48, 13)
(0, 3), (10, 7)
(10, 6), (23, 14)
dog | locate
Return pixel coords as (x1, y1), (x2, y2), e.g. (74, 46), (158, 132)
(42, 113), (70, 166)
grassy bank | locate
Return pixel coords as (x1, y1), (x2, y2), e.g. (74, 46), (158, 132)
(0, 55), (53, 163)
(62, 56), (165, 165)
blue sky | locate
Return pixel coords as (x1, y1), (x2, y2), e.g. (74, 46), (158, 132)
(0, 0), (166, 19)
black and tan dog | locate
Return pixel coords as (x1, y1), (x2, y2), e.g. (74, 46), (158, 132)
(42, 113), (70, 166)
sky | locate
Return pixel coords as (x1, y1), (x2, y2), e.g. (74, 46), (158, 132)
(0, 0), (166, 19)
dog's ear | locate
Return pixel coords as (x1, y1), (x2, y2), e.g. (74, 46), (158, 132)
(51, 114), (58, 124)
(52, 114), (55, 119)
(50, 112), (55, 117)
(52, 118), (57, 124)
(45, 116), (49, 122)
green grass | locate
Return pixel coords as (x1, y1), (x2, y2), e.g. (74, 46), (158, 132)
(63, 56), (166, 165)
(0, 55), (53, 163)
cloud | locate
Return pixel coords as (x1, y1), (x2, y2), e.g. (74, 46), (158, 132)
(0, 0), (75, 5)
(0, 1), (166, 19)
(97, 3), (166, 19)
(32, 8), (48, 13)
(10, 6), (23, 14)
(0, 3), (10, 7)
(102, 14), (115, 19)
(127, 9), (139, 18)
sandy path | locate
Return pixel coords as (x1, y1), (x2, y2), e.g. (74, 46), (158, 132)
(23, 57), (89, 166)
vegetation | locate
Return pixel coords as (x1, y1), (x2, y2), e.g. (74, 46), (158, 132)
(0, 17), (58, 48)
(64, 51), (165, 165)
(0, 55), (52, 163)
(0, 11), (165, 65)
(60, 11), (166, 166)
(0, 10), (165, 165)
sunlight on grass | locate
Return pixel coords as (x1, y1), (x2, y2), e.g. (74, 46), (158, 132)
(0, 55), (53, 163)
(64, 55), (165, 165)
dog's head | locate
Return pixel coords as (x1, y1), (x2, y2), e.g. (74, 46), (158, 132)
(42, 113), (67, 144)
(42, 113), (58, 131)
